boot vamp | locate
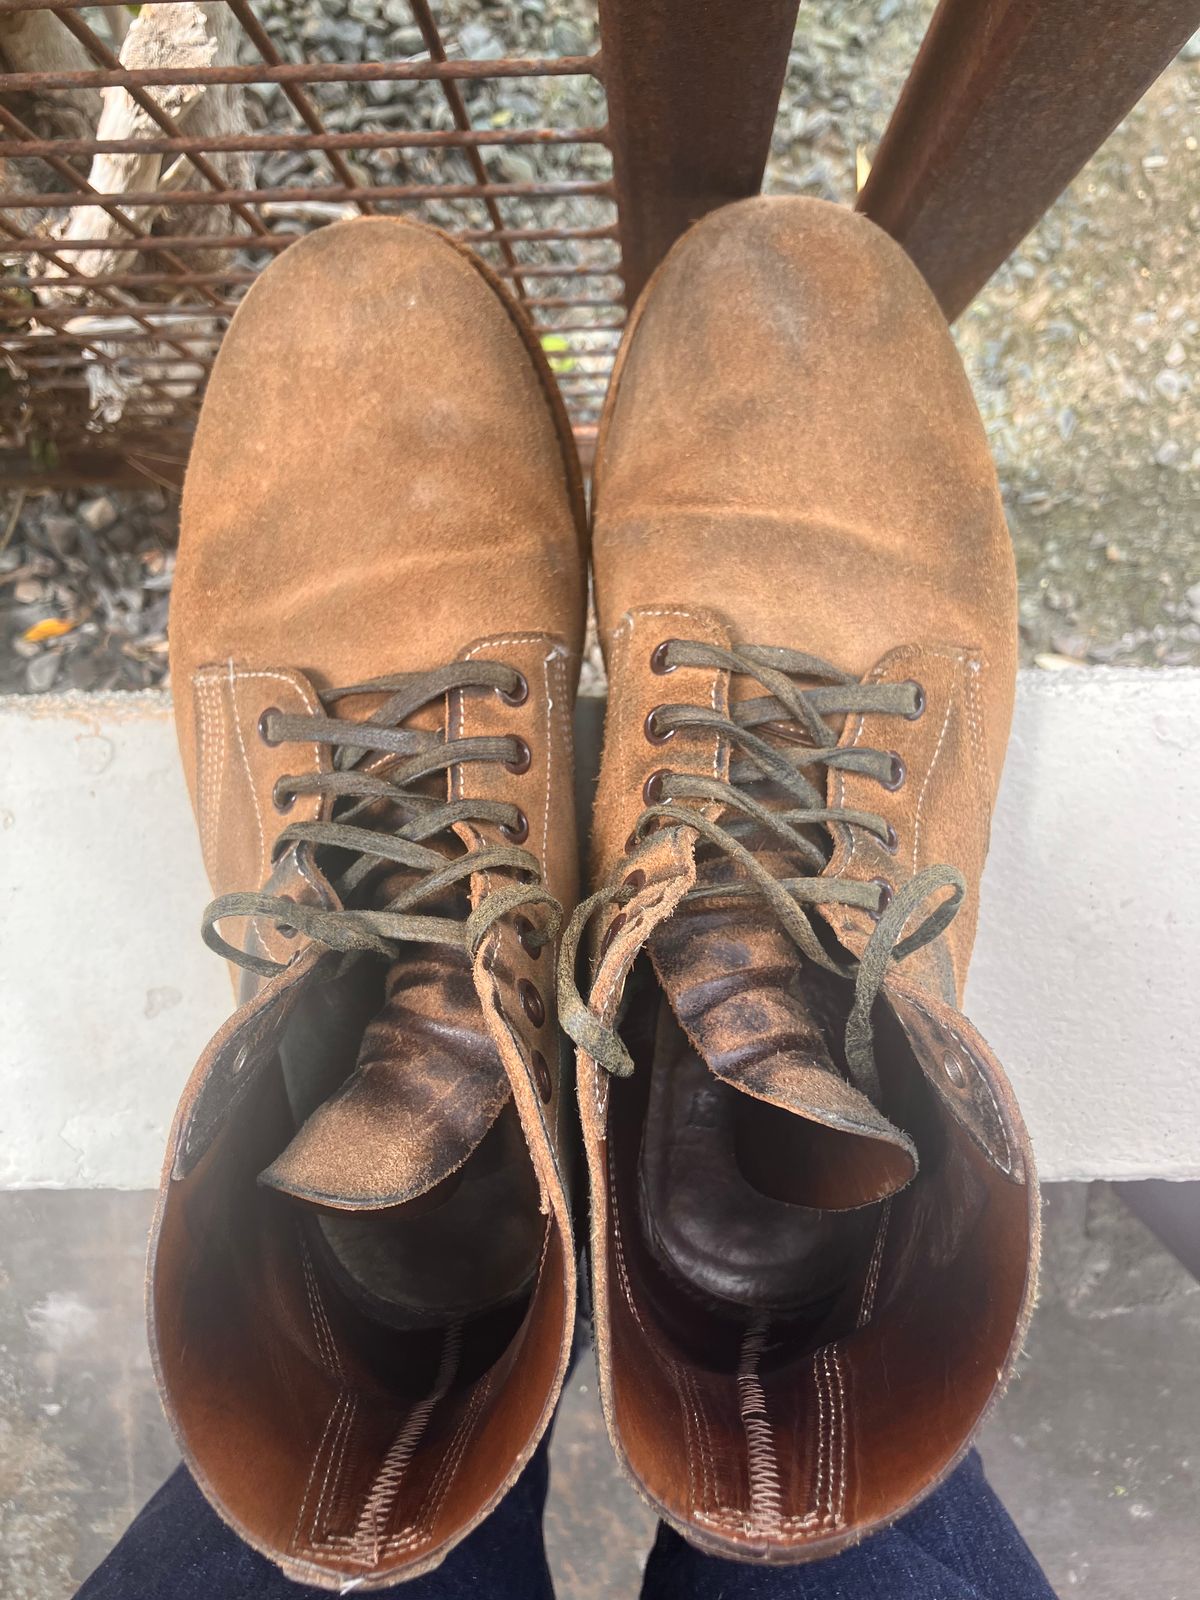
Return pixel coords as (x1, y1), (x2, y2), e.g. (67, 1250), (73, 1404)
(172, 218), (585, 827)
(593, 196), (1015, 777)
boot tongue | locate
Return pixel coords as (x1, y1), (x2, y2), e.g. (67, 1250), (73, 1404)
(260, 690), (512, 1211)
(260, 943), (512, 1209)
(646, 845), (917, 1210)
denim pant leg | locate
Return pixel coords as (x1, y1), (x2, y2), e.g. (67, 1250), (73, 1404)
(76, 1441), (554, 1600)
(639, 1452), (1056, 1600)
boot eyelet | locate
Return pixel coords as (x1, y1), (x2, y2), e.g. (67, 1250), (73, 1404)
(515, 914), (541, 959)
(643, 769), (670, 806)
(505, 736), (532, 775)
(272, 778), (296, 814)
(644, 707), (676, 745)
(942, 1051), (967, 1088)
(258, 707), (283, 747)
(882, 822), (899, 854)
(501, 807), (528, 844)
(650, 640), (679, 675)
(497, 671), (529, 708)
(868, 877), (893, 919)
(902, 681), (927, 720)
(518, 978), (545, 1029)
(600, 912), (627, 957)
(531, 1049), (553, 1102)
(882, 753), (906, 791)
(623, 868), (646, 894)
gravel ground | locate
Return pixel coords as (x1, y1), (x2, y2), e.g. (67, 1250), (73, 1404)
(1, 0), (1196, 693)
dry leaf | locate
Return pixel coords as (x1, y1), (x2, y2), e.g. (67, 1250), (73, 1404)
(23, 616), (75, 643)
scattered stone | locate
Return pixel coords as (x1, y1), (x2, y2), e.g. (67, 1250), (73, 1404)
(457, 21), (504, 60)
(1034, 652), (1087, 672)
(79, 497), (117, 534)
(24, 650), (62, 693)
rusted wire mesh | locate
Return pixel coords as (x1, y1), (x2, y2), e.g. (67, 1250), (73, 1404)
(0, 0), (622, 486)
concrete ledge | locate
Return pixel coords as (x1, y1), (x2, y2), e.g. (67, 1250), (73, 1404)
(2, 670), (1198, 1187)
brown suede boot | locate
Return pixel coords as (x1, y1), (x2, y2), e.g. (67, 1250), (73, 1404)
(153, 218), (586, 1588)
(561, 196), (1038, 1562)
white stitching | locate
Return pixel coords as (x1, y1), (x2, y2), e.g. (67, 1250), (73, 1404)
(293, 1390), (343, 1553)
(737, 1319), (783, 1536)
(463, 635), (557, 874)
(300, 1239), (344, 1376)
(911, 690), (954, 873)
(857, 1195), (892, 1328)
(813, 1343), (829, 1524)
(228, 660), (265, 886)
(310, 1392), (357, 1548)
(221, 664), (323, 886)
(352, 1323), (462, 1561)
(382, 1370), (495, 1556)
(196, 673), (223, 873)
(828, 1346), (847, 1527)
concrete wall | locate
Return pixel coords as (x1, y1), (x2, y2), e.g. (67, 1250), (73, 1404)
(2, 670), (1198, 1188)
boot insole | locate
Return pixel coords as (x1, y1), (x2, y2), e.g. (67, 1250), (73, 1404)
(309, 1104), (543, 1330)
(637, 999), (880, 1316)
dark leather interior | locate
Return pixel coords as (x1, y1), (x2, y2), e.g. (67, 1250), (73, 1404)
(150, 955), (565, 1584)
(607, 956), (1034, 1555)
(638, 996), (881, 1317)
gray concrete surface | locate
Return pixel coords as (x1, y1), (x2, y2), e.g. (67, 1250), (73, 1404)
(1, 1184), (1196, 1600)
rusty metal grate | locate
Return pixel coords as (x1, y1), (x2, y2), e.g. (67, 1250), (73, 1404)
(4, 1), (1189, 491)
(0, 0), (629, 486)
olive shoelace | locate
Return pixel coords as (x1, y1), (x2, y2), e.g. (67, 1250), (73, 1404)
(203, 662), (558, 979)
(558, 640), (964, 1094)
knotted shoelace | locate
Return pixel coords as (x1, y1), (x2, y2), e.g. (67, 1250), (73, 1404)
(203, 662), (559, 979)
(557, 640), (963, 1094)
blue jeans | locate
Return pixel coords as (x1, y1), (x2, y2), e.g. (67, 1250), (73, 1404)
(78, 1446), (1054, 1599)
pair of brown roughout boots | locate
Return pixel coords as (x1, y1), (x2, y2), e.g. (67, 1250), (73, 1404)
(152, 197), (1038, 1588)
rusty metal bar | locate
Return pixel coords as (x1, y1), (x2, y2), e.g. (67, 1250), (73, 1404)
(856, 0), (1200, 320)
(0, 179), (613, 209)
(1, 327), (223, 347)
(0, 56), (600, 92)
(4, 0), (209, 10)
(11, 269), (257, 292)
(0, 3), (618, 477)
(597, 0), (800, 302)
(0, 127), (608, 160)
(12, 261), (619, 292)
(0, 224), (620, 254)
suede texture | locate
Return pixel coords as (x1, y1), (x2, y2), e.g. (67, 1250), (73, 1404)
(152, 219), (586, 1589)
(577, 198), (1038, 1564)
